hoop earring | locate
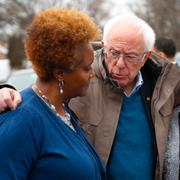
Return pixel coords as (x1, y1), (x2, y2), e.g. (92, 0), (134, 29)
(59, 79), (64, 95)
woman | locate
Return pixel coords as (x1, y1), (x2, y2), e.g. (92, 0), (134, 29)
(0, 8), (105, 179)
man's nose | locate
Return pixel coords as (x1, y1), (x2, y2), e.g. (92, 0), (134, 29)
(116, 55), (126, 67)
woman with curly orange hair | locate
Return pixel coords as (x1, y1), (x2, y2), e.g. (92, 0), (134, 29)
(0, 8), (105, 179)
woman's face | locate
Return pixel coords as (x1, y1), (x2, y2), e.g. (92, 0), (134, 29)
(63, 43), (95, 98)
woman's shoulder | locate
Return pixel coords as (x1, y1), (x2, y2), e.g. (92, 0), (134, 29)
(0, 107), (44, 151)
(0, 105), (41, 133)
(18, 87), (49, 117)
(20, 87), (40, 108)
(0, 89), (44, 165)
(0, 87), (45, 132)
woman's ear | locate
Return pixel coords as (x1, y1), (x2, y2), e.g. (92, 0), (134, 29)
(53, 70), (64, 81)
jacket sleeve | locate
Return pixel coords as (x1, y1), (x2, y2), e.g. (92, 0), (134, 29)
(0, 84), (16, 90)
(174, 80), (180, 107)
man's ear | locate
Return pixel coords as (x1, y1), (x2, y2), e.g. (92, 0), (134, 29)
(158, 51), (166, 58)
(140, 51), (151, 67)
(143, 51), (152, 62)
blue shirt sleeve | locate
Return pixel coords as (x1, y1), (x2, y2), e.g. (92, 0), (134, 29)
(0, 108), (43, 179)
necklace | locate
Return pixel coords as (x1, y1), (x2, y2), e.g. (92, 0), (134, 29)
(33, 84), (76, 132)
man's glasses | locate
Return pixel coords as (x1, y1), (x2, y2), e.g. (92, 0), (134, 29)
(104, 48), (146, 64)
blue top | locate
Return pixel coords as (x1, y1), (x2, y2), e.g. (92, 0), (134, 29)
(0, 87), (106, 180)
(107, 91), (155, 180)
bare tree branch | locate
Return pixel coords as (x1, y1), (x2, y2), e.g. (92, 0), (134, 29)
(131, 0), (180, 50)
(0, 0), (110, 68)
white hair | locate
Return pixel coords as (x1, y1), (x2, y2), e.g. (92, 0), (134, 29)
(103, 14), (155, 52)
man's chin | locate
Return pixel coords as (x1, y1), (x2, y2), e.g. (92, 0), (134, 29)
(113, 79), (127, 87)
(111, 75), (127, 84)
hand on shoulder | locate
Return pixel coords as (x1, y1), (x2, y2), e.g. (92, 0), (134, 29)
(0, 87), (22, 112)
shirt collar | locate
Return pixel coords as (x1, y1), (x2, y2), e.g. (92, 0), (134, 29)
(124, 71), (144, 97)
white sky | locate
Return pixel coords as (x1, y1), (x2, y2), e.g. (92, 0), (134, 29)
(110, 0), (143, 17)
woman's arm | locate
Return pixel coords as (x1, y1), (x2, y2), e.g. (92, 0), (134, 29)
(0, 109), (41, 179)
(0, 84), (16, 90)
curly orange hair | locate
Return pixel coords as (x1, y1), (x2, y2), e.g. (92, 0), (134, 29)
(25, 7), (100, 80)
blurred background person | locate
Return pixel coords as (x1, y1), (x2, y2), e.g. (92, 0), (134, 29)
(91, 41), (102, 51)
(0, 7), (106, 180)
(163, 105), (180, 180)
(153, 37), (177, 63)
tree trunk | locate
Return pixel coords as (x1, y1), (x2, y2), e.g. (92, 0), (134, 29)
(7, 35), (25, 69)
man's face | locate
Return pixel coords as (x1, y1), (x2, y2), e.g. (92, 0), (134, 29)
(104, 24), (148, 93)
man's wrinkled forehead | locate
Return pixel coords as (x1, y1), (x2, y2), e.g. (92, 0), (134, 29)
(106, 22), (144, 51)
(108, 20), (142, 40)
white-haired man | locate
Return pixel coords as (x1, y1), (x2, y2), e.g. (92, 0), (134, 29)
(1, 15), (180, 180)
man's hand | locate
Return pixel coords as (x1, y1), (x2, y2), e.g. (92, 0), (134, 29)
(0, 88), (22, 112)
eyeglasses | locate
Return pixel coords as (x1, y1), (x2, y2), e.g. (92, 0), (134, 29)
(104, 48), (146, 64)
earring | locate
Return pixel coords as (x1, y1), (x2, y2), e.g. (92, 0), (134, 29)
(58, 79), (64, 94)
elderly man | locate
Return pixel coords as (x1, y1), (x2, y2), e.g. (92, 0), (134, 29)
(1, 15), (180, 180)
